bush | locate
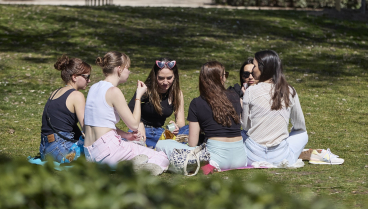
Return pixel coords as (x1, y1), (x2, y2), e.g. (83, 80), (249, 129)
(0, 155), (343, 209)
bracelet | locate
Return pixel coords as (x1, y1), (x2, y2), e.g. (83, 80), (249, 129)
(135, 98), (140, 101)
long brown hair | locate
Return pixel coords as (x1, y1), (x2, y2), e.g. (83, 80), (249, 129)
(144, 58), (181, 115)
(199, 61), (240, 127)
(255, 50), (296, 110)
(54, 55), (91, 84)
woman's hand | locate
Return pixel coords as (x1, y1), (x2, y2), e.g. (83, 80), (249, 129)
(136, 80), (147, 99)
(169, 120), (180, 135)
(126, 131), (141, 141)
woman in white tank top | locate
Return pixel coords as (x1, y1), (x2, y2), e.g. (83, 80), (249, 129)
(84, 51), (169, 175)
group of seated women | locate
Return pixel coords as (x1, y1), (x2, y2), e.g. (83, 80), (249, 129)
(39, 50), (308, 175)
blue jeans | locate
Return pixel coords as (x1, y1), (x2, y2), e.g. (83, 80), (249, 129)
(40, 132), (80, 163)
(129, 125), (189, 149)
(245, 130), (308, 165)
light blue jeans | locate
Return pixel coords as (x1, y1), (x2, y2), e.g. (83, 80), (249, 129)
(244, 130), (308, 165)
(156, 138), (247, 170)
(40, 132), (77, 163)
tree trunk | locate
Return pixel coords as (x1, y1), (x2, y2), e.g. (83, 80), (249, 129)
(335, 0), (341, 11)
(362, 0), (366, 14)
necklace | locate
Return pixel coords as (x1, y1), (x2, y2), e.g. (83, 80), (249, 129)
(65, 84), (75, 89)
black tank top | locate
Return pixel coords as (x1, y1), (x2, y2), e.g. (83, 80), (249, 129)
(128, 92), (174, 127)
(41, 88), (81, 140)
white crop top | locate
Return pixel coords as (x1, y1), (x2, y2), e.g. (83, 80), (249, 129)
(85, 81), (120, 129)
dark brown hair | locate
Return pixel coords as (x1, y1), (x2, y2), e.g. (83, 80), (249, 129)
(96, 51), (130, 76)
(199, 61), (240, 127)
(144, 58), (181, 115)
(239, 57), (254, 84)
(254, 50), (296, 110)
(54, 54), (91, 84)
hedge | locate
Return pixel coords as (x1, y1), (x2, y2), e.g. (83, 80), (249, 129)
(0, 155), (343, 209)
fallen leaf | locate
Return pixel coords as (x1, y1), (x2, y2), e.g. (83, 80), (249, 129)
(8, 129), (15, 134)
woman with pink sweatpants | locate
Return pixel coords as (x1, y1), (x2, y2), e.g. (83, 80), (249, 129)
(83, 51), (169, 175)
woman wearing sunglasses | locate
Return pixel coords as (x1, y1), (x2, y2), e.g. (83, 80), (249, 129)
(83, 52), (169, 175)
(128, 58), (188, 148)
(239, 58), (258, 92)
(40, 55), (91, 163)
(227, 58), (256, 101)
(156, 61), (247, 171)
(242, 50), (308, 166)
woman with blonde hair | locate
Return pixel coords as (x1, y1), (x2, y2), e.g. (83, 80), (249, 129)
(83, 51), (169, 175)
(40, 55), (91, 163)
(156, 61), (247, 171)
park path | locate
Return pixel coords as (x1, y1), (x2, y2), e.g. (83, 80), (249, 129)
(0, 0), (322, 10)
(0, 0), (214, 6)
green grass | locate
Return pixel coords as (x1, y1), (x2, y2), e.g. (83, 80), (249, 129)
(0, 5), (367, 208)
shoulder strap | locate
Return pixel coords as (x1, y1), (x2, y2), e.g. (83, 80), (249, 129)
(49, 88), (62, 100)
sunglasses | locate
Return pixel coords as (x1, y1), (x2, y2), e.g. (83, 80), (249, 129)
(156, 60), (176, 69)
(78, 74), (91, 81)
(224, 71), (229, 79)
(242, 71), (254, 79)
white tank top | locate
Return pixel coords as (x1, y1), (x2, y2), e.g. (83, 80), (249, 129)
(85, 81), (120, 129)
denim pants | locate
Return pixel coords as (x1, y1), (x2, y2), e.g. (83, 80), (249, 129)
(130, 125), (189, 149)
(245, 130), (308, 166)
(156, 138), (247, 170)
(40, 132), (76, 163)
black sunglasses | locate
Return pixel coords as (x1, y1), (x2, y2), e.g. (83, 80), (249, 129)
(242, 71), (254, 79)
(78, 74), (91, 80)
(224, 71), (229, 79)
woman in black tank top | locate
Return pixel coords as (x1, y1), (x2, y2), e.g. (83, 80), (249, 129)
(128, 58), (189, 148)
(39, 55), (91, 163)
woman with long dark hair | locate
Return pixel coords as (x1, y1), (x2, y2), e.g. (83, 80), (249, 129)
(40, 55), (91, 163)
(128, 58), (188, 148)
(156, 61), (247, 171)
(242, 50), (308, 165)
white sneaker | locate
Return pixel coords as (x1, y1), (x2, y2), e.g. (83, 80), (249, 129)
(134, 163), (163, 176)
(309, 148), (344, 165)
(130, 154), (148, 168)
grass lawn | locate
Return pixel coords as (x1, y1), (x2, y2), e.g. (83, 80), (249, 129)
(0, 4), (367, 208)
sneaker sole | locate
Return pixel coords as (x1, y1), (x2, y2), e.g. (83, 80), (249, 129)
(309, 160), (344, 165)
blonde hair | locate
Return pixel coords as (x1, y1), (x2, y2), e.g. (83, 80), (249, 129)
(96, 51), (130, 75)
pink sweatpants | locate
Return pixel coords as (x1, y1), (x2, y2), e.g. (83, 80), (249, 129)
(84, 130), (169, 170)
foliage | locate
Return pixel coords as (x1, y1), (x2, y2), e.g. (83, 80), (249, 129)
(0, 155), (342, 209)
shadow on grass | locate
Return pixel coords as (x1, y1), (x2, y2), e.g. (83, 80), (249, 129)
(0, 5), (367, 76)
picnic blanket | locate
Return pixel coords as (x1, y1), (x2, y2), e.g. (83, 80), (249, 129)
(27, 156), (73, 171)
(217, 159), (305, 173)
